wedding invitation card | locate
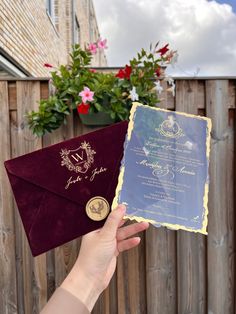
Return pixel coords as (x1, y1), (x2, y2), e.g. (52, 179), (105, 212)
(113, 102), (212, 234)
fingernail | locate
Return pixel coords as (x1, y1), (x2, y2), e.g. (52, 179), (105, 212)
(117, 204), (126, 212)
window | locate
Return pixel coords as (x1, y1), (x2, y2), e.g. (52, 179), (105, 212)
(74, 16), (80, 44)
(46, 0), (55, 22)
(0, 53), (27, 77)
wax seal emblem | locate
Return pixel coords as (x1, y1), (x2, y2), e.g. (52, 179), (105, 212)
(86, 196), (110, 221)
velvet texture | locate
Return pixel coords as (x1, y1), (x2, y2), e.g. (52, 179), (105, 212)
(4, 121), (128, 256)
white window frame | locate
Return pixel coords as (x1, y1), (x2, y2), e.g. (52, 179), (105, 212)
(0, 55), (27, 77)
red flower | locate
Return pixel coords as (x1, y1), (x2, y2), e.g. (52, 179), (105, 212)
(89, 69), (96, 73)
(116, 69), (125, 79)
(155, 66), (162, 77)
(77, 103), (90, 115)
(157, 44), (169, 56)
(124, 65), (132, 79)
(44, 63), (53, 68)
(115, 65), (132, 80)
(155, 66), (165, 77)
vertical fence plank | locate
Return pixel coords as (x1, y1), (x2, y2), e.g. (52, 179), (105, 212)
(146, 89), (177, 314)
(10, 110), (25, 314)
(0, 82), (18, 314)
(40, 80), (59, 302)
(206, 80), (235, 314)
(117, 251), (129, 313)
(1, 78), (235, 314)
(146, 226), (177, 314)
(41, 79), (78, 291)
(43, 128), (67, 299)
(15, 81), (47, 314)
(41, 83), (73, 300)
(176, 80), (207, 314)
(113, 227), (147, 314)
(107, 271), (118, 313)
(47, 115), (80, 290)
(127, 230), (146, 314)
(42, 130), (62, 300)
(228, 80), (236, 109)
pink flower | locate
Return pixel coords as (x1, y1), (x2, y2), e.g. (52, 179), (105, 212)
(79, 87), (94, 103)
(97, 38), (108, 50)
(87, 43), (97, 54)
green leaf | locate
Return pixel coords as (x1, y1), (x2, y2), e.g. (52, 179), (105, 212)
(110, 112), (116, 119)
(94, 103), (103, 111)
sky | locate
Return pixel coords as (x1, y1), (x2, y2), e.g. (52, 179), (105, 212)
(93, 0), (236, 76)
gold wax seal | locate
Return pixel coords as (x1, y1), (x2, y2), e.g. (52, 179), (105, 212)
(85, 196), (110, 221)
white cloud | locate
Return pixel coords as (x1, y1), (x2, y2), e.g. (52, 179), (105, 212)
(93, 0), (236, 76)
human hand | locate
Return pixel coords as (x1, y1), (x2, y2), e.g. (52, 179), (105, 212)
(61, 204), (149, 311)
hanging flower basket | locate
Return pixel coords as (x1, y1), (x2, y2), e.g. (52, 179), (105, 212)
(27, 39), (177, 136)
(79, 111), (115, 126)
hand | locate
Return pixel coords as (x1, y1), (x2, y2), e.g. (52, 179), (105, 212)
(61, 204), (149, 311)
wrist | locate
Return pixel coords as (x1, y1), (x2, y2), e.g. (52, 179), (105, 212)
(60, 267), (101, 312)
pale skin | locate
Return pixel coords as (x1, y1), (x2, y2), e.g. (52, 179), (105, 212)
(60, 204), (149, 311)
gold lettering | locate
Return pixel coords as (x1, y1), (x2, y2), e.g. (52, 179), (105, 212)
(90, 167), (107, 182)
(65, 175), (82, 189)
(71, 152), (84, 162)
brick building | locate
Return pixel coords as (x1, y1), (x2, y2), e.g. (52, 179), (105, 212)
(0, 0), (107, 77)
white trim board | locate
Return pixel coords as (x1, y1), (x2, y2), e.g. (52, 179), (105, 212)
(0, 55), (27, 77)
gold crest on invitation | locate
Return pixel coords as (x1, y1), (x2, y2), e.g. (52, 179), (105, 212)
(156, 115), (185, 139)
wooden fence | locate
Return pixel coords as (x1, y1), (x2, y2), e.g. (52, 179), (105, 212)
(0, 78), (235, 314)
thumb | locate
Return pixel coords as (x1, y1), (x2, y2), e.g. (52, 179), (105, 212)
(100, 204), (126, 240)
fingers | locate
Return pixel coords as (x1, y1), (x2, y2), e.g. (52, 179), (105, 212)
(100, 204), (126, 239)
(117, 221), (149, 241)
(118, 218), (128, 228)
(117, 237), (141, 253)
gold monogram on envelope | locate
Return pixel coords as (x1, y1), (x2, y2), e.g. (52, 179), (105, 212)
(60, 141), (96, 174)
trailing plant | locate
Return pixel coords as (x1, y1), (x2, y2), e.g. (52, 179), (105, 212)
(27, 39), (177, 136)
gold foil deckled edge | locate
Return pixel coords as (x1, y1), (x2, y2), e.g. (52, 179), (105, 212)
(123, 214), (208, 234)
(112, 166), (125, 209)
(201, 116), (212, 235)
(112, 102), (212, 235)
(112, 102), (140, 210)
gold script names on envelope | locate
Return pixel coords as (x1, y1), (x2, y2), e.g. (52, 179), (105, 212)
(86, 197), (110, 221)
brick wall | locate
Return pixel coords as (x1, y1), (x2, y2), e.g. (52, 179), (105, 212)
(0, 0), (107, 77)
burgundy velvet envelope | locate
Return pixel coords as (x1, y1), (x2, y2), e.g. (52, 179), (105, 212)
(4, 121), (128, 256)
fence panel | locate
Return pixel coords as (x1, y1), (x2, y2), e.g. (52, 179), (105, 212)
(176, 80), (207, 314)
(0, 81), (18, 314)
(206, 80), (235, 313)
(0, 78), (235, 314)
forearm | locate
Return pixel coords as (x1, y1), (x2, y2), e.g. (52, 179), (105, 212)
(40, 286), (90, 314)
(60, 265), (102, 312)
(40, 264), (101, 314)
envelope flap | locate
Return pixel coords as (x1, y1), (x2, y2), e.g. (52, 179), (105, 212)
(5, 121), (128, 206)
